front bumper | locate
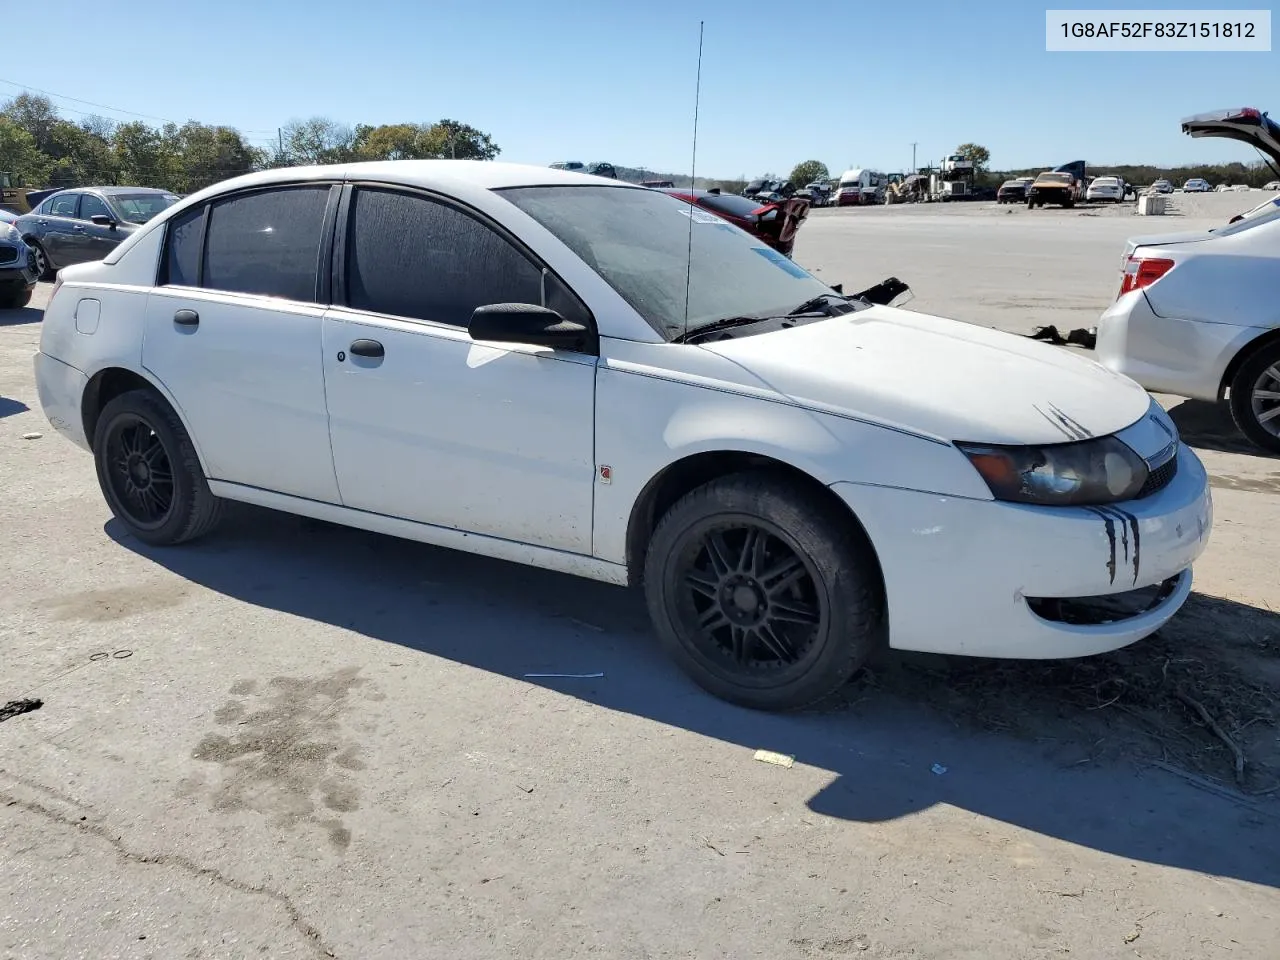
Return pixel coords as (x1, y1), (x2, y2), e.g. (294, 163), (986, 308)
(1096, 290), (1263, 401)
(830, 443), (1212, 659)
(0, 243), (38, 286)
(34, 351), (91, 452)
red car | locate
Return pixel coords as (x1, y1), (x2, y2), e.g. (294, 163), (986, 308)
(661, 188), (809, 257)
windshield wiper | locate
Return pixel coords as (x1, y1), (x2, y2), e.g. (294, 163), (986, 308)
(786, 293), (851, 316)
(671, 314), (772, 344)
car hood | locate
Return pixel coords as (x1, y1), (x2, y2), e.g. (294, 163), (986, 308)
(1182, 107), (1280, 172)
(703, 306), (1151, 445)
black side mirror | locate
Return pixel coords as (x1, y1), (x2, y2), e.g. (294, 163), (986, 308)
(469, 303), (591, 353)
(90, 214), (117, 229)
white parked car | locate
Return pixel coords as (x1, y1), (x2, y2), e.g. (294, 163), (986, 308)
(1086, 176), (1124, 202)
(1151, 179), (1174, 194)
(34, 161), (1212, 710)
(1098, 107), (1280, 453)
(1265, 180), (1280, 190)
(1182, 178), (1211, 192)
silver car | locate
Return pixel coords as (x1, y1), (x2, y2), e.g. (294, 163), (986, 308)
(1096, 107), (1280, 452)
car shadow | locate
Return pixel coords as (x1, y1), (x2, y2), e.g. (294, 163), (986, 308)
(0, 396), (30, 418)
(0, 305), (43, 327)
(1168, 398), (1275, 457)
(106, 506), (1280, 890)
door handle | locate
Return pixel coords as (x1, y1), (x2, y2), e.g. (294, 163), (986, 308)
(73, 225), (86, 232)
(173, 309), (199, 327)
(349, 339), (384, 359)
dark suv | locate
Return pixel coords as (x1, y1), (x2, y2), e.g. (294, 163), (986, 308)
(17, 186), (180, 279)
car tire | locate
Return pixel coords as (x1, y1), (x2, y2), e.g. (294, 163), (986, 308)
(93, 388), (224, 546)
(28, 240), (54, 281)
(1228, 340), (1280, 454)
(643, 471), (884, 711)
(0, 287), (32, 309)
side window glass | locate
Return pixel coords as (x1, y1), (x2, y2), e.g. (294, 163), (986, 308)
(79, 194), (113, 221)
(162, 205), (205, 287)
(202, 185), (329, 302)
(346, 187), (542, 326)
(50, 194), (79, 218)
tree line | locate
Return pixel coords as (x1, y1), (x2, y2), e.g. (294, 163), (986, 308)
(0, 93), (500, 194)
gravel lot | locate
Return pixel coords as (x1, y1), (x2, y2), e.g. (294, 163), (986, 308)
(3, 193), (1279, 960)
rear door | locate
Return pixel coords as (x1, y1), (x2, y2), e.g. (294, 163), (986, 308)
(40, 192), (82, 268)
(141, 183), (342, 503)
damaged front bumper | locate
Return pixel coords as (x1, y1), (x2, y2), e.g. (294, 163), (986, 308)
(829, 443), (1212, 659)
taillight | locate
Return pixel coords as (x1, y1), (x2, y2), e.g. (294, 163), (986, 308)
(1118, 256), (1174, 297)
(751, 204), (779, 220)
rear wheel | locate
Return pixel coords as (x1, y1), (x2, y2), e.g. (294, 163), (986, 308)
(643, 472), (883, 711)
(1228, 340), (1280, 454)
(93, 389), (224, 545)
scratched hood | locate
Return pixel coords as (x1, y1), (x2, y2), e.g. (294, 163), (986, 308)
(703, 306), (1152, 445)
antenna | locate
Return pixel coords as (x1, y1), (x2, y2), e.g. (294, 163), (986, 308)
(682, 20), (705, 341)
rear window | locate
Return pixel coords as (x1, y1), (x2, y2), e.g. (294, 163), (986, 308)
(201, 185), (330, 302)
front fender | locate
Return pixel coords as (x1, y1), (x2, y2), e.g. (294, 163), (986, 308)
(592, 357), (990, 565)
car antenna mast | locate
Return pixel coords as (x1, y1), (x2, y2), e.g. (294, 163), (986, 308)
(682, 20), (705, 342)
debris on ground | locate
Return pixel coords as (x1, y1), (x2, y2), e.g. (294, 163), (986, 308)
(1026, 326), (1097, 349)
(522, 672), (604, 679)
(20, 432), (41, 440)
(754, 749), (795, 768)
(0, 698), (43, 724)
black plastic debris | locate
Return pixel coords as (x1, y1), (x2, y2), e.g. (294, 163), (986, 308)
(0, 699), (43, 724)
(1026, 325), (1097, 350)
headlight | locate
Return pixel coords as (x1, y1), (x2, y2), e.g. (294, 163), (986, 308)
(3, 224), (19, 243)
(956, 437), (1148, 506)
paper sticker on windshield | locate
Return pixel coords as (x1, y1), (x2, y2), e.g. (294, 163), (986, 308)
(751, 246), (812, 279)
(675, 207), (723, 225)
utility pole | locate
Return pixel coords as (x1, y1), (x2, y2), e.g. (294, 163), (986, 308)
(277, 128), (284, 164)
(911, 142), (917, 173)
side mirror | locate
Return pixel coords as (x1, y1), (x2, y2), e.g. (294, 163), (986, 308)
(90, 214), (116, 229)
(469, 303), (591, 353)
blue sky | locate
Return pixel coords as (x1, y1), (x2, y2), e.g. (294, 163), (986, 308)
(4, 0), (1277, 177)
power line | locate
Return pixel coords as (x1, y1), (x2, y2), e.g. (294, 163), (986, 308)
(0, 77), (276, 134)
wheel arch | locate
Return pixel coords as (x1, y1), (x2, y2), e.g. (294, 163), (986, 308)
(623, 449), (885, 593)
(81, 365), (207, 471)
(1219, 326), (1280, 399)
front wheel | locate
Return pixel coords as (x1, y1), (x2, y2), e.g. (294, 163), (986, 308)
(643, 472), (884, 711)
(29, 241), (53, 281)
(1228, 340), (1280, 454)
(93, 389), (224, 545)
(0, 286), (31, 309)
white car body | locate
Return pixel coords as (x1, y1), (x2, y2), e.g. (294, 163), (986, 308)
(1098, 107), (1280, 452)
(1086, 176), (1124, 202)
(1183, 179), (1211, 192)
(34, 161), (1211, 680)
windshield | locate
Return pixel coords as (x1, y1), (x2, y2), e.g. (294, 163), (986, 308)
(502, 185), (832, 340)
(1092, 178), (1119, 186)
(110, 193), (179, 223)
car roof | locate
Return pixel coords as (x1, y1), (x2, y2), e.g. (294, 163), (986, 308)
(180, 160), (638, 201)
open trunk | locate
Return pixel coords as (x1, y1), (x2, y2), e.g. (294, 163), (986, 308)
(1181, 108), (1280, 178)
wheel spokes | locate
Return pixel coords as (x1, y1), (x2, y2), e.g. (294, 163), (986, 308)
(770, 598), (820, 625)
(705, 533), (733, 578)
(752, 623), (797, 663)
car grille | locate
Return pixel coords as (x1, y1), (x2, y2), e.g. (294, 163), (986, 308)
(0, 246), (17, 265)
(1137, 451), (1178, 498)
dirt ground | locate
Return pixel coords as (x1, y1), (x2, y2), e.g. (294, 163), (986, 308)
(3, 195), (1279, 959)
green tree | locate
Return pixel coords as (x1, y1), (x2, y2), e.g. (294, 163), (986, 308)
(280, 117), (356, 166)
(165, 122), (258, 192)
(0, 118), (51, 185)
(0, 93), (60, 154)
(421, 119), (500, 160)
(955, 143), (991, 172)
(789, 160), (829, 186)
(112, 121), (178, 187)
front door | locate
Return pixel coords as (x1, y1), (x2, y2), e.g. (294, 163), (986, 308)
(141, 183), (342, 503)
(321, 185), (596, 553)
(75, 193), (123, 264)
(40, 192), (82, 268)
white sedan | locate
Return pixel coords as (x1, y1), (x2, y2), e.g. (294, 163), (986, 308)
(1097, 107), (1280, 453)
(1086, 176), (1124, 202)
(33, 161), (1212, 710)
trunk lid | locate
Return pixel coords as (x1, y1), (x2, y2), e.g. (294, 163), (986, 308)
(1181, 107), (1280, 176)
